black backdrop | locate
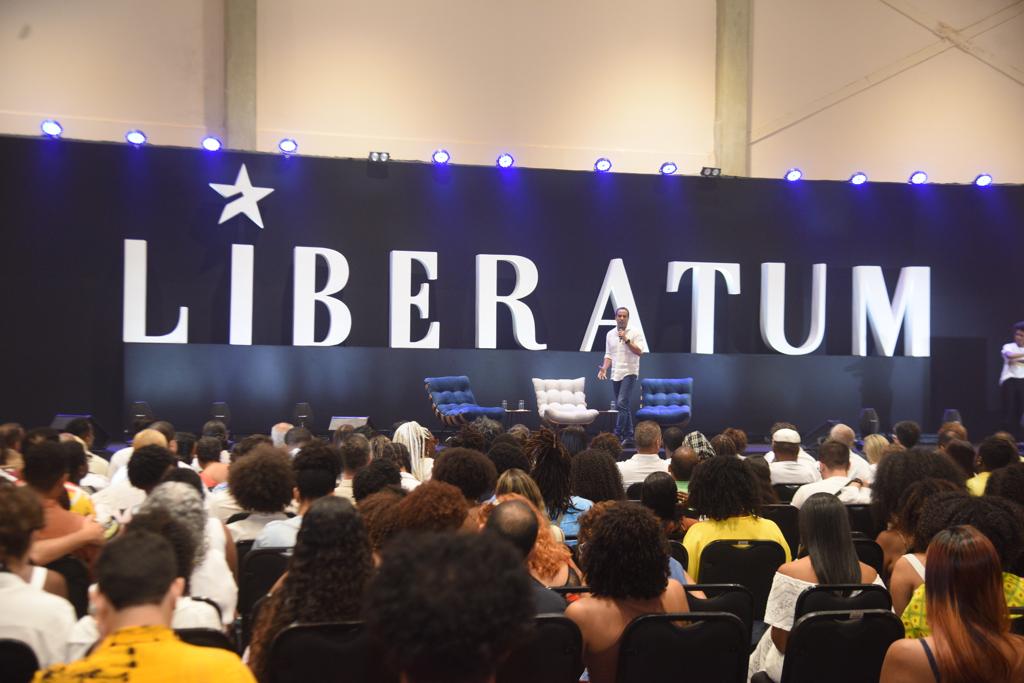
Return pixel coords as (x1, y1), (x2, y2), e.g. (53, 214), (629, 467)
(2, 135), (1022, 437)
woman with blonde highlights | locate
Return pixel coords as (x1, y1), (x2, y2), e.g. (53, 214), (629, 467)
(881, 525), (1024, 682)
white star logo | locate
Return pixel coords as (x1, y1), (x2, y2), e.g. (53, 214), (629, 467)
(209, 164), (274, 229)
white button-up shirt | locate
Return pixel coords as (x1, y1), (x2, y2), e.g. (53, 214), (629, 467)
(604, 327), (647, 382)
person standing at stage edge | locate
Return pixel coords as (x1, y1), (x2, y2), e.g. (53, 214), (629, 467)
(1000, 321), (1024, 441)
(598, 307), (647, 447)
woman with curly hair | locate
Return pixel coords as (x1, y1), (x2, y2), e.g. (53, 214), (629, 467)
(682, 455), (790, 580)
(567, 502), (688, 683)
(588, 432), (623, 462)
(248, 496), (373, 682)
(527, 428), (592, 543)
(226, 445), (296, 542)
(882, 526), (1024, 682)
(988, 462), (1024, 508)
(872, 447), (966, 579)
(570, 448), (626, 504)
(480, 492), (582, 588)
(393, 480), (471, 533)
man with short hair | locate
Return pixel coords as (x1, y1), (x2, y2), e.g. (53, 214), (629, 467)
(283, 426), (314, 456)
(967, 435), (1019, 496)
(93, 445), (177, 523)
(107, 427), (167, 482)
(768, 428), (820, 485)
(485, 499), (567, 613)
(254, 443), (341, 549)
(35, 531), (255, 682)
(662, 427), (684, 454)
(892, 420), (921, 449)
(63, 417), (110, 477)
(334, 433), (371, 502)
(597, 306), (647, 445)
(827, 422), (874, 483)
(790, 440), (871, 508)
(617, 420), (669, 489)
(669, 445), (698, 496)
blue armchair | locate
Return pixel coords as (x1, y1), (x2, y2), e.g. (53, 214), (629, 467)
(635, 378), (693, 428)
(424, 375), (505, 427)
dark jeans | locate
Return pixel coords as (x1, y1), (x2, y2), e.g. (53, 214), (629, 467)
(612, 374), (637, 440)
(1002, 377), (1024, 440)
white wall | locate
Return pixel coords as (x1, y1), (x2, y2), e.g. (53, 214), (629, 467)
(0, 0), (1021, 183)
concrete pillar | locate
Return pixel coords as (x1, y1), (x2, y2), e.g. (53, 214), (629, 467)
(224, 0), (257, 150)
(714, 0), (752, 176)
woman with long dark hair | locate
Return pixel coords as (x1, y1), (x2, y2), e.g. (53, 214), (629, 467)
(527, 428), (592, 543)
(748, 493), (882, 682)
(570, 448), (626, 504)
(248, 496), (374, 681)
(882, 525), (1024, 682)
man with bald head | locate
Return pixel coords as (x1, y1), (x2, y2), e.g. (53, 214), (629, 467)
(485, 499), (566, 613)
(270, 422), (294, 449)
(827, 423), (874, 483)
(669, 445), (698, 499)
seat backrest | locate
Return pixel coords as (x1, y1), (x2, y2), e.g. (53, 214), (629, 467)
(697, 540), (787, 620)
(667, 540), (688, 570)
(268, 621), (399, 683)
(617, 612), (747, 683)
(759, 504), (800, 557)
(532, 378), (588, 415)
(235, 539), (256, 567)
(793, 584), (892, 620)
(851, 538), (885, 577)
(639, 378), (693, 408)
(238, 548), (290, 620)
(424, 375), (476, 411)
(0, 639), (40, 683)
(780, 610), (904, 683)
(225, 511), (252, 525)
(845, 504), (881, 538)
(683, 584), (754, 643)
(1011, 607), (1024, 636)
(175, 628), (236, 652)
(45, 554), (90, 618)
(496, 615), (583, 683)
(772, 483), (801, 503)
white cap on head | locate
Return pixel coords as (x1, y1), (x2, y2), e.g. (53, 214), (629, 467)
(772, 428), (801, 444)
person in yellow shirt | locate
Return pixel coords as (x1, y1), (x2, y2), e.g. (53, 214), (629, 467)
(35, 530), (254, 683)
(682, 454), (791, 580)
(967, 435), (1018, 496)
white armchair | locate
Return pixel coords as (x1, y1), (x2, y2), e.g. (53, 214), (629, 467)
(532, 377), (600, 426)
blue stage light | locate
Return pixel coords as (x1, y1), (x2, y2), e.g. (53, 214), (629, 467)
(594, 158), (612, 173)
(201, 136), (222, 152)
(278, 138), (298, 154)
(125, 130), (147, 146)
(909, 171), (928, 185)
(432, 149), (451, 165)
(785, 168), (803, 182)
(974, 173), (993, 187)
(496, 153), (515, 169)
(849, 172), (868, 185)
(659, 162), (678, 175)
(40, 119), (63, 138)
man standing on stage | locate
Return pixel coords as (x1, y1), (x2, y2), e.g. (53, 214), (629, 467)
(597, 307), (647, 446)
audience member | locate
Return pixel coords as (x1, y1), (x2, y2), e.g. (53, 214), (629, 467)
(59, 440), (97, 514)
(365, 532), (533, 683)
(616, 420), (669, 488)
(62, 417), (110, 477)
(790, 439), (871, 508)
(283, 426), (313, 455)
(893, 420), (922, 449)
(486, 440), (530, 478)
(507, 423), (531, 444)
(483, 497), (571, 610)
(937, 420), (968, 442)
(226, 446), (295, 541)
(270, 422), (293, 449)
(722, 427), (749, 456)
(767, 428), (819, 485)
(334, 433), (371, 501)
(248, 497), (373, 681)
(358, 488), (405, 554)
(471, 416), (503, 452)
(570, 448), (626, 504)
(0, 485), (76, 668)
(588, 432), (623, 462)
(393, 421), (437, 482)
(394, 480), (471, 534)
(566, 503), (688, 683)
(987, 462), (1024, 508)
(449, 423), (486, 452)
(862, 433), (890, 472)
(382, 441), (421, 490)
(682, 431), (716, 462)
(485, 492), (581, 588)
(529, 429), (593, 543)
(640, 471), (684, 540)
(709, 433), (738, 457)
(560, 425), (588, 456)
(881, 526), (1024, 682)
(106, 427), (167, 483)
(683, 455), (790, 579)
(749, 493), (882, 681)
(662, 426), (685, 454)
(353, 458), (403, 502)
(195, 436), (229, 489)
(35, 531), (255, 682)
(668, 445), (698, 498)
(254, 443), (340, 549)
(369, 434), (393, 462)
(744, 455), (780, 505)
(432, 447), (498, 509)
(0, 422), (26, 474)
(230, 434), (273, 463)
(968, 435), (1018, 496)
(826, 422), (874, 482)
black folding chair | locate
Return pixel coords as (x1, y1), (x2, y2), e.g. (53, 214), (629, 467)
(793, 583), (892, 620)
(45, 555), (90, 618)
(759, 504), (800, 557)
(772, 484), (801, 503)
(617, 612), (748, 683)
(267, 621), (399, 683)
(777, 610), (904, 683)
(683, 584), (754, 644)
(851, 538), (885, 578)
(0, 639), (39, 683)
(175, 628), (236, 651)
(238, 548), (290, 622)
(235, 539), (256, 567)
(668, 540), (688, 570)
(845, 504), (881, 538)
(1011, 606), (1024, 635)
(225, 512), (252, 525)
(496, 615), (583, 683)
(697, 540), (788, 620)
